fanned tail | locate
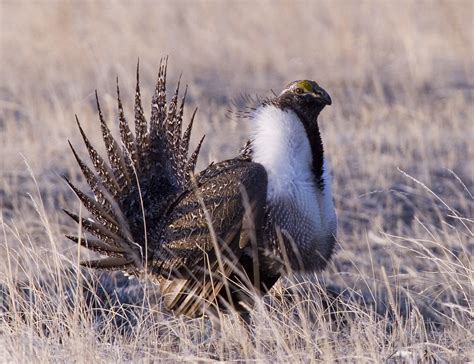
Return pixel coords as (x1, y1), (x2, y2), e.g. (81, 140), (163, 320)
(64, 59), (204, 274)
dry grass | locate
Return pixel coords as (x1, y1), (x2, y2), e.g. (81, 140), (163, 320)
(1, 0), (473, 362)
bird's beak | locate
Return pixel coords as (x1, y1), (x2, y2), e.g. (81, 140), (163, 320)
(314, 89), (332, 106)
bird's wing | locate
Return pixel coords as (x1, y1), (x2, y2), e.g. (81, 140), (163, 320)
(155, 160), (268, 315)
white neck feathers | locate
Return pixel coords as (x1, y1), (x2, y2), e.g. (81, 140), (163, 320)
(250, 105), (314, 194)
(250, 104), (337, 250)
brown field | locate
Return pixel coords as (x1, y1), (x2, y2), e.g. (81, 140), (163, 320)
(0, 0), (473, 362)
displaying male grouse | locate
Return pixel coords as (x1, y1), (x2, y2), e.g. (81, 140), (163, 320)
(64, 60), (336, 316)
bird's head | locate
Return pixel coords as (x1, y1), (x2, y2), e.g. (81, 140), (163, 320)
(275, 80), (331, 123)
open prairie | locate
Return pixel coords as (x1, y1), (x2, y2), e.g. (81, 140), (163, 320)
(0, 0), (473, 362)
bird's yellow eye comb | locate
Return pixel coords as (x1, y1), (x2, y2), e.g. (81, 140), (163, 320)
(295, 80), (315, 93)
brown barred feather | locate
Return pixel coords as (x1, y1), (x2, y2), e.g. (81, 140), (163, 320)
(63, 176), (119, 234)
(68, 141), (112, 211)
(150, 57), (168, 132)
(134, 61), (148, 166)
(185, 135), (205, 177)
(175, 83), (187, 146)
(181, 108), (197, 151)
(116, 78), (138, 170)
(167, 75), (180, 144)
(174, 84), (188, 185)
(165, 77), (182, 176)
(80, 257), (133, 270)
(95, 91), (131, 190)
(63, 209), (124, 243)
(180, 108), (198, 171)
(239, 140), (253, 161)
(75, 116), (120, 197)
(66, 235), (126, 256)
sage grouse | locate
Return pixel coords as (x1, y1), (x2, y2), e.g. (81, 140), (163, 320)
(64, 60), (336, 317)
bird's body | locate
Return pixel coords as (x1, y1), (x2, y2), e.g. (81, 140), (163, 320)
(65, 62), (336, 317)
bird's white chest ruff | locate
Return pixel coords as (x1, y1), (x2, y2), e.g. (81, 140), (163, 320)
(250, 105), (336, 242)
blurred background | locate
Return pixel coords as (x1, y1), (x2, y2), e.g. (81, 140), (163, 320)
(0, 1), (472, 360)
(1, 0), (472, 163)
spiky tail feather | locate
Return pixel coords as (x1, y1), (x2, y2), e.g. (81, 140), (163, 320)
(64, 59), (204, 273)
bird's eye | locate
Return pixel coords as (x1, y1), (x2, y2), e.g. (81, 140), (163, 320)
(294, 88), (304, 94)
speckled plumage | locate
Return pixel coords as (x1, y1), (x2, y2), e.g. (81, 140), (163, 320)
(65, 60), (269, 316)
(65, 65), (336, 317)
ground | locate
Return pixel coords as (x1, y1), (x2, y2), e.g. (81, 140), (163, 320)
(0, 1), (473, 362)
